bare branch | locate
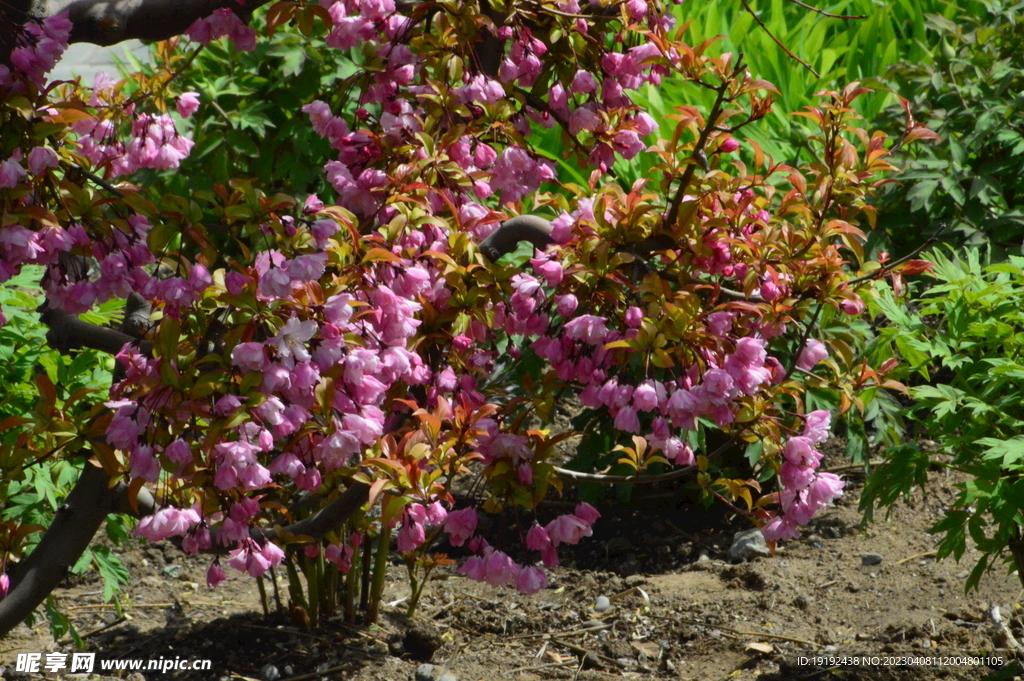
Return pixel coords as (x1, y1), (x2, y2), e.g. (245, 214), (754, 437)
(479, 215), (554, 261)
(783, 0), (866, 20)
(738, 0), (820, 77)
(39, 306), (149, 355)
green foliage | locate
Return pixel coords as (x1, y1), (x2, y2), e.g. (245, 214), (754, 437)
(0, 269), (132, 630)
(136, 15), (357, 197)
(626, 0), (968, 166)
(872, 0), (1024, 253)
(865, 247), (1024, 590)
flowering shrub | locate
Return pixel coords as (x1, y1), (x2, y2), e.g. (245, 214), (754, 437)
(0, 0), (933, 630)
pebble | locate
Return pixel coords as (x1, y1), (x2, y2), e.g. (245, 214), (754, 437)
(861, 553), (883, 566)
(594, 596), (611, 612)
(259, 664), (280, 681)
(624, 575), (648, 587)
(413, 663), (458, 681)
(726, 528), (771, 562)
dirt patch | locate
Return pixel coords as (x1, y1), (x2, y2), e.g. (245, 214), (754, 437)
(2, 463), (1023, 681)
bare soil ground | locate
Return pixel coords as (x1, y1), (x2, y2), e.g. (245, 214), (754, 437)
(3, 448), (1024, 681)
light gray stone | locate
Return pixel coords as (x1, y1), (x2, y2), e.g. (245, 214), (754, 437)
(861, 553), (883, 566)
(726, 528), (771, 562)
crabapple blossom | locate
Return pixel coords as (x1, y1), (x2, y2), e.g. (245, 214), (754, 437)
(797, 339), (830, 371)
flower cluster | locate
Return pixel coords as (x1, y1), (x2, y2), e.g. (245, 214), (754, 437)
(2, 12), (72, 90)
(456, 503), (600, 594)
(761, 410), (846, 541)
(0, 0), (913, 616)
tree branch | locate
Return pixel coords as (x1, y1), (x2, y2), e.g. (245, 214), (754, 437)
(0, 461), (156, 638)
(39, 306), (150, 355)
(22, 0), (271, 48)
(254, 481), (370, 544)
(479, 215), (554, 261)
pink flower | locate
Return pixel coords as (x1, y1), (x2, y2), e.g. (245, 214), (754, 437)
(839, 295), (865, 315)
(624, 306), (643, 328)
(780, 461), (815, 491)
(27, 147), (59, 175)
(718, 137), (740, 153)
(554, 294), (578, 317)
(541, 544), (560, 568)
(231, 545), (269, 578)
(129, 447), (161, 482)
(806, 472), (844, 509)
(261, 541), (285, 567)
(664, 438), (694, 466)
(515, 565), (548, 594)
(207, 562), (227, 588)
(231, 342), (266, 371)
(182, 525), (211, 554)
(563, 315), (610, 345)
(546, 514), (592, 546)
(106, 414), (139, 450)
(526, 523), (552, 550)
(444, 508), (478, 547)
(783, 436), (821, 468)
(397, 516), (426, 551)
(614, 405), (640, 433)
(761, 516), (800, 542)
(0, 572), (9, 598)
(270, 316), (317, 364)
(165, 439), (192, 465)
(760, 279), (781, 301)
(796, 339), (829, 371)
(571, 70), (597, 94)
(575, 502), (600, 526)
(530, 252), (564, 286)
(707, 311), (734, 336)
(325, 543), (354, 573)
(633, 380), (662, 412)
(803, 410), (831, 444)
(177, 92), (200, 118)
(459, 555), (487, 581)
(484, 549), (519, 586)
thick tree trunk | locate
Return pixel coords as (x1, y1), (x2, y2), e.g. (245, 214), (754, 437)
(1, 0), (272, 64)
(0, 462), (156, 638)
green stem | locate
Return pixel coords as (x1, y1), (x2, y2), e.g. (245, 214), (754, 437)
(405, 558), (420, 619)
(360, 535), (372, 614)
(306, 551), (320, 627)
(284, 555), (308, 613)
(345, 556), (357, 623)
(269, 565), (283, 613)
(256, 576), (270, 618)
(367, 523), (392, 623)
(325, 554), (337, 619)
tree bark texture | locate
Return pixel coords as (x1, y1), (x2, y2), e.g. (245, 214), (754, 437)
(0, 463), (156, 638)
